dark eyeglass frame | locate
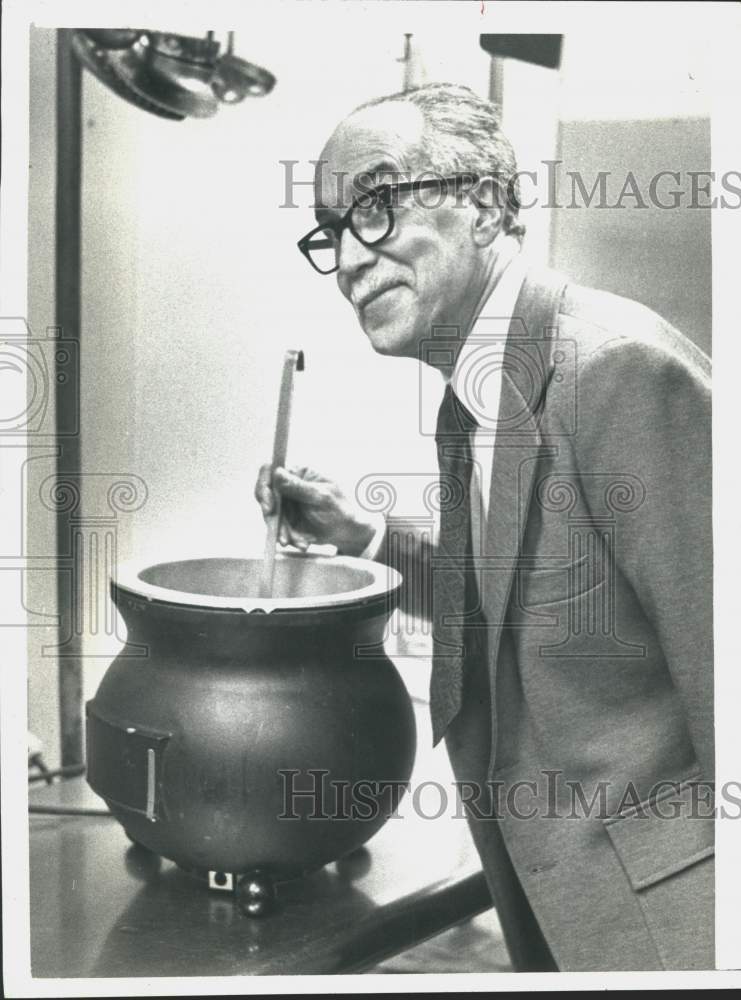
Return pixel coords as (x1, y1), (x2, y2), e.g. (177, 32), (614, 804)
(297, 173), (481, 275)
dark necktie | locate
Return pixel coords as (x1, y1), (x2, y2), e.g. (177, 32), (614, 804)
(431, 383), (481, 745)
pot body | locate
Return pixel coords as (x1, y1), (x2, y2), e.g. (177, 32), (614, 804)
(87, 556), (416, 880)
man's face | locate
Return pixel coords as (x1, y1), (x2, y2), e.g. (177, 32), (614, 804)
(314, 103), (485, 359)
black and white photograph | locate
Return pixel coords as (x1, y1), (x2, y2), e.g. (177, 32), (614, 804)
(2, 0), (740, 992)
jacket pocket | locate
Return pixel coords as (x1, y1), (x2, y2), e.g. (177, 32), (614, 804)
(516, 555), (605, 612)
(603, 776), (714, 969)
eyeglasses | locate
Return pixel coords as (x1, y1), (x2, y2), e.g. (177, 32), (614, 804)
(297, 174), (481, 275)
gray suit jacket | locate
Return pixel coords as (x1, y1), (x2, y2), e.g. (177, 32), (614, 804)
(438, 266), (713, 971)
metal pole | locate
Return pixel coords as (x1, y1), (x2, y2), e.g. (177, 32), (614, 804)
(55, 29), (84, 766)
(489, 55), (505, 107)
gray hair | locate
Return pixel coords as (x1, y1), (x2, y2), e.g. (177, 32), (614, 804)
(354, 82), (525, 240)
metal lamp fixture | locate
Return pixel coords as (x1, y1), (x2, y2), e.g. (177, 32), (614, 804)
(71, 28), (276, 120)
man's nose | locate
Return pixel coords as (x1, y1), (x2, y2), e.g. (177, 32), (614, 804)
(337, 227), (377, 281)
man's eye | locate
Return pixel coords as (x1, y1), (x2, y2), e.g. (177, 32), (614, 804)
(354, 192), (380, 212)
(355, 204), (382, 221)
(354, 193), (387, 218)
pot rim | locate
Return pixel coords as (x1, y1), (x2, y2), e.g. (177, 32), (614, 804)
(112, 551), (402, 614)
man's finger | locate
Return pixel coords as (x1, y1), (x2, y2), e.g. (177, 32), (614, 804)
(289, 465), (325, 484)
(273, 467), (327, 506)
(286, 525), (315, 551)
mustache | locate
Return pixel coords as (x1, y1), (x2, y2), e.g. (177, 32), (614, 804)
(352, 281), (405, 310)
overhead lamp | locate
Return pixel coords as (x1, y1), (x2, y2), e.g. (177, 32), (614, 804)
(71, 28), (276, 121)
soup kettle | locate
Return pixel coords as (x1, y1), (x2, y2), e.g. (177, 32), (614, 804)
(86, 552), (416, 915)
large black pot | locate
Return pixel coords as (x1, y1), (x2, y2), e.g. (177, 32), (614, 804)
(86, 553), (416, 913)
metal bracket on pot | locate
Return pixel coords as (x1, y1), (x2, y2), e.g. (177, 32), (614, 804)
(85, 702), (171, 821)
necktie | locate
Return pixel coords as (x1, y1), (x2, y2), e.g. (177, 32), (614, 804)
(431, 383), (481, 745)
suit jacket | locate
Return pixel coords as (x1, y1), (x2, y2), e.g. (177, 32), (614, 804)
(436, 266), (713, 971)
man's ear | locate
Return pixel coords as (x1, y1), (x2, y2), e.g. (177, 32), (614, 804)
(470, 177), (504, 247)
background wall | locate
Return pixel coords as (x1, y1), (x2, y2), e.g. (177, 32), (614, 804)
(550, 32), (712, 354)
(26, 9), (711, 763)
(26, 27), (61, 768)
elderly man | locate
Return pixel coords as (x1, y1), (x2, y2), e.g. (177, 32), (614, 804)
(255, 83), (713, 972)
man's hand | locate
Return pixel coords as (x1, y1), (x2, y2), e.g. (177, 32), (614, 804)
(254, 465), (379, 557)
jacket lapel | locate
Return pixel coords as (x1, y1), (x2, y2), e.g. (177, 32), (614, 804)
(480, 266), (567, 776)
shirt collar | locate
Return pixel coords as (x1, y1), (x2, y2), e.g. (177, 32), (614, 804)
(444, 243), (527, 384)
(446, 245), (528, 429)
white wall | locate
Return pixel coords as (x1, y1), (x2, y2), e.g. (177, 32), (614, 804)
(26, 27), (60, 765)
(550, 30), (711, 354)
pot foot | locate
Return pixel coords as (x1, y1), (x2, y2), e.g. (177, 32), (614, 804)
(124, 844), (162, 881)
(335, 844), (372, 880)
(237, 870), (276, 917)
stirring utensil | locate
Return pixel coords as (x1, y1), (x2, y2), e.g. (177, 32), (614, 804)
(260, 349), (305, 598)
